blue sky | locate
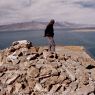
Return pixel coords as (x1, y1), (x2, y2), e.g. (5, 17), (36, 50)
(0, 0), (95, 25)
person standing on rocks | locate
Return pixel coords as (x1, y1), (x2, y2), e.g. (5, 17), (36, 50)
(44, 19), (55, 52)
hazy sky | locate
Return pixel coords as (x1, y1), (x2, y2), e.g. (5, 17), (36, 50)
(0, 0), (95, 25)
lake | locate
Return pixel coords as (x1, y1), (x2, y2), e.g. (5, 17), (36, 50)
(0, 29), (95, 58)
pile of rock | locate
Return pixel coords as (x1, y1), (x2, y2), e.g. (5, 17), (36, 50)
(0, 40), (95, 95)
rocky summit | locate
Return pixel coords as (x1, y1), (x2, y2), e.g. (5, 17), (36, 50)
(0, 40), (95, 95)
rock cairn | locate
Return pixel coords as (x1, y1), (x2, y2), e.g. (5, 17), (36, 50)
(0, 40), (95, 95)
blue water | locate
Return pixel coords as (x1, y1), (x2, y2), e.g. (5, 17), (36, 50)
(0, 29), (95, 58)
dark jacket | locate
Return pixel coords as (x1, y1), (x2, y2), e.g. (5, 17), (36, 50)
(44, 24), (54, 37)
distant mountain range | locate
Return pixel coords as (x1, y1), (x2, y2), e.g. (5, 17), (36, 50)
(0, 21), (95, 31)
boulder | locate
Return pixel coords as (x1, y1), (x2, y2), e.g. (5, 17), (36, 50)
(40, 64), (58, 76)
(11, 40), (32, 50)
(27, 66), (39, 78)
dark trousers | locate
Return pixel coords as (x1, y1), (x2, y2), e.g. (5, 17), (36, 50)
(47, 37), (55, 52)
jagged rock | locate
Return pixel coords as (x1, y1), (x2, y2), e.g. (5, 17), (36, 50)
(8, 47), (16, 54)
(6, 52), (20, 64)
(44, 76), (58, 91)
(40, 64), (58, 76)
(38, 47), (43, 55)
(5, 65), (19, 71)
(29, 47), (38, 53)
(36, 63), (44, 69)
(34, 83), (45, 92)
(6, 85), (14, 94)
(76, 67), (89, 86)
(81, 61), (95, 69)
(19, 56), (27, 63)
(69, 82), (78, 92)
(90, 68), (95, 81)
(27, 66), (39, 78)
(0, 88), (6, 95)
(64, 54), (71, 61)
(71, 54), (79, 62)
(57, 73), (67, 83)
(14, 82), (22, 93)
(0, 66), (7, 73)
(42, 49), (50, 59)
(12, 40), (32, 49)
(48, 84), (62, 94)
(37, 59), (45, 64)
(15, 85), (31, 95)
(43, 50), (57, 59)
(49, 61), (62, 68)
(27, 53), (39, 61)
(6, 74), (19, 85)
(0, 51), (3, 63)
(19, 62), (30, 70)
(76, 85), (95, 95)
(18, 48), (29, 56)
(62, 64), (76, 81)
(46, 58), (55, 62)
(28, 79), (36, 90)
